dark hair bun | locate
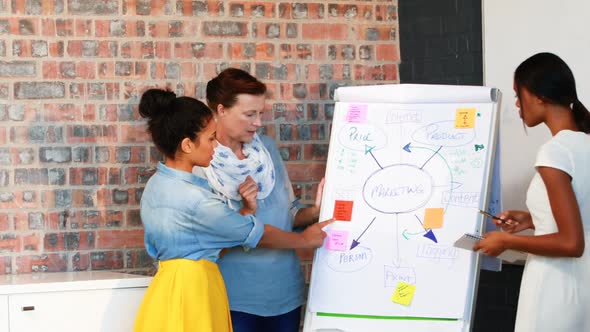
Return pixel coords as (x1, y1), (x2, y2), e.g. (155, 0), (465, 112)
(139, 89), (176, 119)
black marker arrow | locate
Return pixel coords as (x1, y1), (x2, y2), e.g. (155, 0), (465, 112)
(350, 217), (376, 250)
(420, 145), (443, 169)
(368, 149), (383, 169)
(414, 214), (424, 227)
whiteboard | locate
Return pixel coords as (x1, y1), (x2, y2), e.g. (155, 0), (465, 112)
(304, 84), (501, 332)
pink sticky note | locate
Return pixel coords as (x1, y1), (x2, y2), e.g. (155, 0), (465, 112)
(346, 104), (368, 123)
(326, 230), (349, 251)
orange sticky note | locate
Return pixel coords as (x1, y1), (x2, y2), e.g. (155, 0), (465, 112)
(391, 281), (417, 306)
(423, 208), (444, 229)
(333, 200), (354, 221)
(454, 108), (476, 128)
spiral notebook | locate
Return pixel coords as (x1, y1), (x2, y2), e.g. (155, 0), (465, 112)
(454, 233), (525, 263)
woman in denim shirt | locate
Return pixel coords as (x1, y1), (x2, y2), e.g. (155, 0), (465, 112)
(133, 89), (332, 332)
(196, 69), (327, 332)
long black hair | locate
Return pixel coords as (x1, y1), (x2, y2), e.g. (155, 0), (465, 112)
(139, 89), (213, 158)
(514, 52), (590, 133)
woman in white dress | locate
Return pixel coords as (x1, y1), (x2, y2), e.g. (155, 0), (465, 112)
(474, 52), (590, 332)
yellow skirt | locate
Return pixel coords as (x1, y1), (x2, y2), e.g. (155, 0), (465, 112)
(134, 258), (232, 332)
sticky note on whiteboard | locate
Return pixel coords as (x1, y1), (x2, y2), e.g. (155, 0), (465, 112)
(391, 281), (417, 306)
(454, 108), (476, 128)
(326, 230), (349, 251)
(333, 200), (354, 221)
(423, 208), (445, 229)
(346, 104), (368, 123)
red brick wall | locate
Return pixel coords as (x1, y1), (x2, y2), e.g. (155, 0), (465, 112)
(0, 0), (399, 275)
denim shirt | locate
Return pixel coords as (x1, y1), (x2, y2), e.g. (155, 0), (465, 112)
(141, 162), (264, 262)
(196, 135), (305, 316)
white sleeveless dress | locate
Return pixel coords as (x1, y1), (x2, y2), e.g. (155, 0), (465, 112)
(515, 130), (590, 332)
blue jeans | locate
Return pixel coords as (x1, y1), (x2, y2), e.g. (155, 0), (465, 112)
(230, 307), (301, 332)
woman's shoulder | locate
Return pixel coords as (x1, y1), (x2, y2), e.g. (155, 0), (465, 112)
(555, 129), (590, 142)
(535, 130), (590, 171)
(258, 134), (282, 160)
(258, 134), (277, 150)
(144, 171), (212, 207)
(546, 130), (590, 153)
(256, 134), (290, 179)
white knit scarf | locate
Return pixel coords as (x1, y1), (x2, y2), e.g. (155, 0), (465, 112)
(204, 133), (276, 201)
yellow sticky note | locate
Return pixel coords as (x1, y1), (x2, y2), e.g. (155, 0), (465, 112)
(423, 208), (444, 229)
(455, 108), (476, 128)
(391, 281), (417, 306)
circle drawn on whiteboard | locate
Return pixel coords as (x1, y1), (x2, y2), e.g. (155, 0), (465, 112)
(324, 246), (373, 273)
(362, 164), (434, 214)
(337, 123), (387, 152)
(412, 120), (475, 147)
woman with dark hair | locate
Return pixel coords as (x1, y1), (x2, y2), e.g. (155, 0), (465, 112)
(474, 52), (590, 331)
(133, 89), (332, 332)
(194, 68), (327, 332)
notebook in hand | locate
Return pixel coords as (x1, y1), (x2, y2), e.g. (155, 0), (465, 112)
(453, 233), (525, 263)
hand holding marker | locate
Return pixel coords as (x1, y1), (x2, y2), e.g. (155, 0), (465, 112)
(478, 209), (514, 226)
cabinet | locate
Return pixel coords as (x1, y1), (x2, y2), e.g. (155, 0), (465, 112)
(0, 271), (152, 332)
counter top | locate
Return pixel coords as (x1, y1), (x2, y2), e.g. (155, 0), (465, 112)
(0, 271), (152, 295)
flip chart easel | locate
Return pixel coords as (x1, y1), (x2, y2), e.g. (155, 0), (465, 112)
(304, 84), (502, 332)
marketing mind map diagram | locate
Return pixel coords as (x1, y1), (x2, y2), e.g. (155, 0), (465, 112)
(310, 101), (496, 318)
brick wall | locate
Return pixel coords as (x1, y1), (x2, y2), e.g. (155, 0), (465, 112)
(0, 0), (399, 275)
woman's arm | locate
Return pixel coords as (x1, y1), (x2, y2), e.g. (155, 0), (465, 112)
(494, 210), (534, 232)
(293, 207), (320, 228)
(258, 218), (334, 249)
(293, 178), (324, 228)
(233, 175), (333, 249)
(476, 166), (585, 257)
